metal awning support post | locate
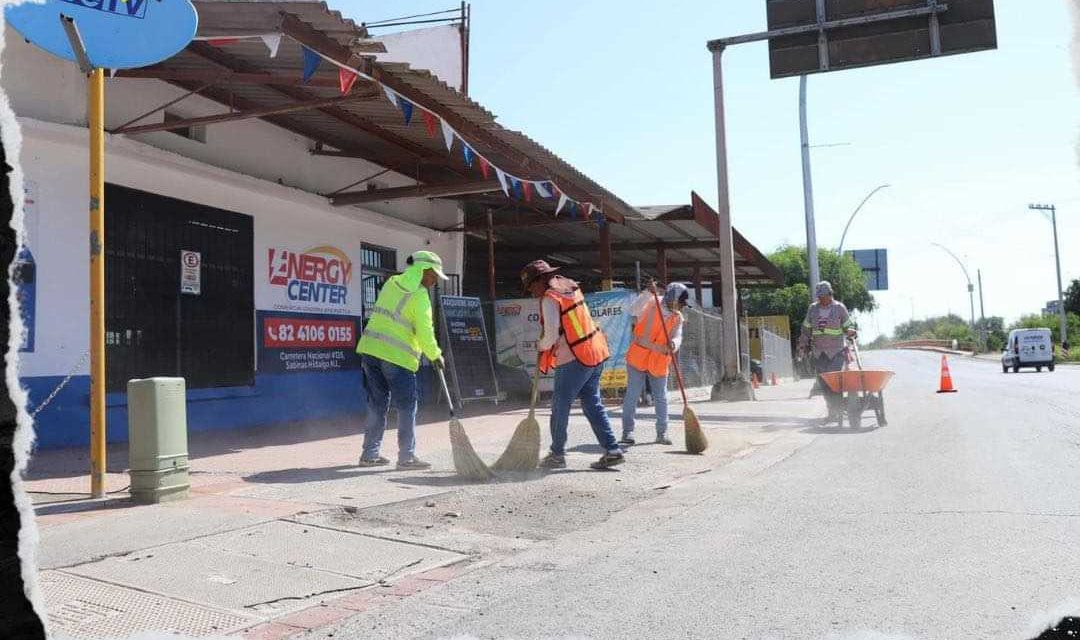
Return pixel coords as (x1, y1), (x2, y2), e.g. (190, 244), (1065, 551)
(599, 221), (613, 291)
(693, 265), (703, 305)
(486, 210), (496, 300)
(655, 245), (668, 284)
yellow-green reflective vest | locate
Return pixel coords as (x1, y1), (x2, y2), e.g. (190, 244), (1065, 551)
(356, 275), (442, 373)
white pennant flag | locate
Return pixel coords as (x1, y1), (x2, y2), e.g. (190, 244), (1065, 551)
(495, 168), (510, 196)
(555, 192), (569, 216)
(383, 85), (398, 107)
(108, 69), (117, 78)
(534, 182), (552, 199)
(260, 33), (282, 58)
(440, 119), (456, 152)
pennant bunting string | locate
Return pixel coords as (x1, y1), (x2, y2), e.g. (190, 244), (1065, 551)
(421, 111), (439, 138)
(339, 68), (359, 95)
(301, 46), (322, 83)
(211, 32), (605, 222)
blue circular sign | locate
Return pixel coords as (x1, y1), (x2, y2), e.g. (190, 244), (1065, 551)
(5, 0), (198, 70)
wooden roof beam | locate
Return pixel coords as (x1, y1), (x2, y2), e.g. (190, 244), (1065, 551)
(332, 179), (500, 205)
(116, 67), (342, 88)
(114, 91), (379, 135)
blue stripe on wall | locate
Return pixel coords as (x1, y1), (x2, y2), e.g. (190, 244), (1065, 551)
(22, 370), (368, 450)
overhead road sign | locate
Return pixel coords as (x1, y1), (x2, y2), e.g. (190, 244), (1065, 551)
(763, 0), (997, 79)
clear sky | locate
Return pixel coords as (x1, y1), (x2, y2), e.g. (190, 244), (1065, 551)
(348, 1), (1080, 338)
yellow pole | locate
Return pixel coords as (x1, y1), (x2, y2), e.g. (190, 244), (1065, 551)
(89, 68), (106, 499)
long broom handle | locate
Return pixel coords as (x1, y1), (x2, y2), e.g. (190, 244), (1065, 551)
(652, 290), (689, 407)
(527, 356), (541, 418)
(435, 366), (457, 418)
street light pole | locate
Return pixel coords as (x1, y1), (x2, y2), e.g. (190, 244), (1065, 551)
(799, 75), (820, 292)
(1029, 204), (1067, 349)
(932, 242), (976, 331)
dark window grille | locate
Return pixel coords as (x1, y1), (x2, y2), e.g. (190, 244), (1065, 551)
(105, 184), (254, 392)
(360, 243), (397, 323)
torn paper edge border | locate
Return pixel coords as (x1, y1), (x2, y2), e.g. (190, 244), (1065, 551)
(0, 4), (51, 637)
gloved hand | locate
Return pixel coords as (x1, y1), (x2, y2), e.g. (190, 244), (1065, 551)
(433, 356), (446, 371)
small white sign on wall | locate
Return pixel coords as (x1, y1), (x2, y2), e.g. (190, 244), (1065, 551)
(180, 250), (201, 295)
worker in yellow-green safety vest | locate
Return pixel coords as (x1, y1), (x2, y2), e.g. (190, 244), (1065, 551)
(356, 251), (447, 469)
(797, 281), (857, 421)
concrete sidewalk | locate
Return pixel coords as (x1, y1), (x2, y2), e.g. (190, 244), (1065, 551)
(23, 381), (823, 640)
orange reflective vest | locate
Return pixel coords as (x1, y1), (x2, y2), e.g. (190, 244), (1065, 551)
(627, 305), (682, 377)
(538, 288), (610, 374)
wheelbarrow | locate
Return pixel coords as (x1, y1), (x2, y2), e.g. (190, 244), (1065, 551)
(818, 340), (895, 428)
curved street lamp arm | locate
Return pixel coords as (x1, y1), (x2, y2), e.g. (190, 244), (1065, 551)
(931, 242), (972, 286)
(837, 184), (891, 256)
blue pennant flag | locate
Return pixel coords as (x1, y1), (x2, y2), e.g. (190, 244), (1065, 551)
(463, 145), (475, 167)
(400, 99), (414, 125)
(301, 47), (321, 84)
(595, 210), (605, 226)
(569, 201), (578, 219)
(511, 178), (524, 200)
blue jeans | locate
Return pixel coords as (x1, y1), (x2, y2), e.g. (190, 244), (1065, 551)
(549, 360), (619, 456)
(361, 355), (418, 463)
(621, 365), (669, 439)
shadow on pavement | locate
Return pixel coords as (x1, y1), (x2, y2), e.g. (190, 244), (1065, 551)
(803, 425), (881, 435)
(386, 471), (558, 488)
(243, 465), (398, 484)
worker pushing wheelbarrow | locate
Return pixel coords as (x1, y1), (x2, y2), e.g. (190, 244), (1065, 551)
(797, 281), (894, 428)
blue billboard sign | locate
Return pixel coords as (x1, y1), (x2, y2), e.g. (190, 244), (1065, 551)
(5, 0), (198, 70)
(849, 249), (888, 291)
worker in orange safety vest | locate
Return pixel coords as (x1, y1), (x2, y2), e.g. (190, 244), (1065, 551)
(520, 260), (624, 471)
(620, 281), (689, 446)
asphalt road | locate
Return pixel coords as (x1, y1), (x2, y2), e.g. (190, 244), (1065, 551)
(315, 350), (1080, 640)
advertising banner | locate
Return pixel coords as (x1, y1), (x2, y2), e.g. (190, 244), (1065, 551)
(494, 290), (634, 392)
(257, 310), (361, 374)
(257, 240), (364, 374)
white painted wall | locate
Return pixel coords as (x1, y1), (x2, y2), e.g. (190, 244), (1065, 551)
(16, 118), (463, 379)
(1, 27), (465, 231)
(376, 25), (464, 92)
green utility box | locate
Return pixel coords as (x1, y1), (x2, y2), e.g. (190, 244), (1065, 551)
(127, 377), (190, 504)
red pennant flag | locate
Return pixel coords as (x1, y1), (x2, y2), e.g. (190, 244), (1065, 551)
(478, 156), (490, 178)
(522, 181), (533, 202)
(339, 68), (359, 95)
(207, 38), (241, 46)
(421, 111), (439, 138)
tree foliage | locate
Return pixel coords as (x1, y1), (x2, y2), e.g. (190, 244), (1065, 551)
(1009, 313), (1080, 347)
(745, 246), (875, 345)
(1065, 279), (1080, 316)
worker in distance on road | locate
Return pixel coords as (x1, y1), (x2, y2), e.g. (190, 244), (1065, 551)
(797, 281), (857, 421)
(620, 281), (690, 446)
(521, 260), (625, 470)
(355, 251), (447, 470)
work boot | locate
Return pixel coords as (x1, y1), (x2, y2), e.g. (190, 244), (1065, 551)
(590, 451), (625, 470)
(655, 435), (673, 446)
(539, 453), (567, 469)
(396, 457), (432, 470)
(358, 456), (390, 467)
(618, 435), (636, 446)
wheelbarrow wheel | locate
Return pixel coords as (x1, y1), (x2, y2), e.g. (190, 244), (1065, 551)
(847, 393), (863, 428)
(874, 392), (888, 427)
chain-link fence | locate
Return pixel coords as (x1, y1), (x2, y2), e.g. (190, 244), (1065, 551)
(668, 307), (725, 391)
(759, 328), (794, 382)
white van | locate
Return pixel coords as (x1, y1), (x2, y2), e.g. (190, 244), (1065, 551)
(1001, 328), (1055, 373)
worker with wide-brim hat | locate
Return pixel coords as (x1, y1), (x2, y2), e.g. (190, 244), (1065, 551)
(520, 260), (624, 470)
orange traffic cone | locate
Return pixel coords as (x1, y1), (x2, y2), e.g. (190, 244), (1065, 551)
(751, 373), (760, 389)
(936, 355), (958, 393)
(770, 372), (779, 386)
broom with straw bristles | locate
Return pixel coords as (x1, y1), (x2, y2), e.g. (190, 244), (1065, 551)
(651, 290), (708, 455)
(436, 366), (494, 481)
(492, 358), (542, 472)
